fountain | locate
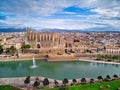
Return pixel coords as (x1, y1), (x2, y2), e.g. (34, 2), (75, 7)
(30, 57), (37, 68)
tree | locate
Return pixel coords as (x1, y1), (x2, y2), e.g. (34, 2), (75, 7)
(33, 80), (40, 87)
(97, 76), (103, 81)
(106, 75), (111, 79)
(25, 44), (31, 49)
(33, 77), (40, 87)
(43, 78), (49, 86)
(9, 46), (16, 55)
(113, 74), (118, 79)
(21, 44), (31, 53)
(112, 55), (117, 60)
(104, 75), (111, 82)
(24, 76), (31, 85)
(5, 48), (10, 54)
(63, 78), (69, 85)
(0, 45), (3, 54)
(72, 79), (77, 85)
(81, 78), (86, 84)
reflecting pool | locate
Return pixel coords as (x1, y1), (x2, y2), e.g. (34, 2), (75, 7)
(0, 60), (120, 80)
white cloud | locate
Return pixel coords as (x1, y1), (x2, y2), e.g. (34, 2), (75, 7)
(1, 0), (120, 31)
(0, 0), (119, 16)
(1, 0), (120, 17)
(91, 8), (119, 18)
(0, 16), (106, 30)
(0, 0), (72, 16)
(101, 20), (120, 28)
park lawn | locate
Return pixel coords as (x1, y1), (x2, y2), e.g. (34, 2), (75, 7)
(46, 80), (120, 90)
(0, 85), (21, 90)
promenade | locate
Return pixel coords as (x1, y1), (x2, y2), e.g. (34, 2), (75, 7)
(0, 76), (97, 89)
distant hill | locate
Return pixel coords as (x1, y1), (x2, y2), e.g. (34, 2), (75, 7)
(0, 27), (120, 33)
(37, 28), (120, 33)
(0, 28), (26, 32)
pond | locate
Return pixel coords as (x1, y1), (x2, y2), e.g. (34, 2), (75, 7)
(0, 60), (120, 80)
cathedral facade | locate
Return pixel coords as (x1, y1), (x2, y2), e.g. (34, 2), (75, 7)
(25, 29), (65, 54)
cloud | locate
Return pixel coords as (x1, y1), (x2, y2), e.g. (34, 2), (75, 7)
(0, 16), (106, 30)
(1, 0), (119, 16)
(91, 8), (120, 19)
(0, 0), (71, 16)
(101, 20), (120, 28)
(0, 0), (120, 31)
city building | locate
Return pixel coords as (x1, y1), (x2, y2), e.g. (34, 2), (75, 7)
(25, 29), (65, 54)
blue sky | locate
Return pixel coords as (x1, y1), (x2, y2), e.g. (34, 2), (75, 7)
(0, 0), (120, 31)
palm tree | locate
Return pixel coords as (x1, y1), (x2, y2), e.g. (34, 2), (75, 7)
(43, 78), (49, 86)
(72, 79), (77, 85)
(113, 74), (118, 80)
(81, 78), (86, 84)
(106, 75), (111, 79)
(113, 74), (118, 78)
(104, 75), (111, 82)
(97, 76), (103, 81)
(24, 76), (31, 85)
(63, 78), (69, 85)
(33, 77), (40, 87)
(33, 80), (40, 88)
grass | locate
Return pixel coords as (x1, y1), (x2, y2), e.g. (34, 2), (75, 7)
(45, 80), (120, 90)
(0, 85), (21, 90)
(97, 55), (120, 61)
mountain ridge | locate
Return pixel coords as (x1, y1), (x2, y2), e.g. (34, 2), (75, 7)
(0, 28), (120, 33)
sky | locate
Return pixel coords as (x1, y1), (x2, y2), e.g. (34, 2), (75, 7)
(0, 0), (120, 31)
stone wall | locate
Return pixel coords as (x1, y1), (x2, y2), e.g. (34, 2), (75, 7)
(47, 54), (76, 61)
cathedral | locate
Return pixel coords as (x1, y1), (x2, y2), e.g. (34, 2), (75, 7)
(25, 29), (65, 54)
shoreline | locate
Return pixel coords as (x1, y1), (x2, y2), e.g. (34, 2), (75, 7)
(1, 56), (120, 65)
(78, 58), (120, 65)
(0, 76), (97, 89)
(0, 58), (46, 62)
